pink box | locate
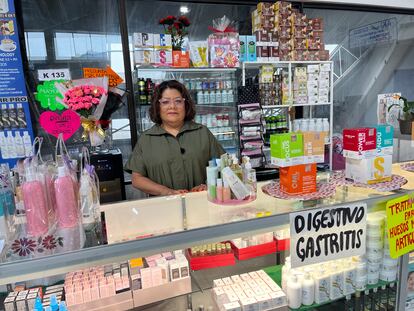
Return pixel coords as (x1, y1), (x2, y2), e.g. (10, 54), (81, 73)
(83, 286), (92, 303)
(343, 128), (377, 159)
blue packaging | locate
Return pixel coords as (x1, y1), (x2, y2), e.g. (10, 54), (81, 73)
(247, 35), (257, 62)
(239, 36), (247, 62)
(375, 124), (394, 155)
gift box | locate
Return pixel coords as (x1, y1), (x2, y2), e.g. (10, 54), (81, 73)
(133, 49), (154, 66)
(309, 18), (324, 30)
(345, 155), (392, 184)
(172, 51), (190, 68)
(343, 128), (377, 159)
(270, 133), (304, 167)
(154, 48), (172, 67)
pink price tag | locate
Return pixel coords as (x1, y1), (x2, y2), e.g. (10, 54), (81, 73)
(39, 110), (81, 141)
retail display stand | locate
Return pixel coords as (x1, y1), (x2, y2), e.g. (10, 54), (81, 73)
(186, 249), (236, 270)
(68, 292), (133, 311)
(230, 239), (277, 260)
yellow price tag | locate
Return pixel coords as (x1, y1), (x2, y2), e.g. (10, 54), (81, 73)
(386, 194), (414, 258)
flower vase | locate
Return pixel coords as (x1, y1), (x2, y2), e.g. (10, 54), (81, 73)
(172, 50), (190, 68)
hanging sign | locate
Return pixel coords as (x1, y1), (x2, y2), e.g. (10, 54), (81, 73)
(35, 80), (65, 111)
(350, 18), (397, 49)
(37, 68), (71, 81)
(83, 66), (123, 87)
(386, 195), (414, 259)
(290, 203), (367, 268)
(39, 110), (81, 141)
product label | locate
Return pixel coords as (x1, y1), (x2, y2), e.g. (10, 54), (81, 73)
(290, 203), (367, 268)
(386, 194), (414, 258)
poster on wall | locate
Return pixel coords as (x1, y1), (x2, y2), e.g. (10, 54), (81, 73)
(289, 203), (367, 268)
(378, 93), (402, 130)
(0, 0), (34, 167)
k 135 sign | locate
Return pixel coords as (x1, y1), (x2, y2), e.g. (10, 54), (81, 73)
(290, 203), (367, 268)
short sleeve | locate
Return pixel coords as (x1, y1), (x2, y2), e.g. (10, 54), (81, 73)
(124, 139), (147, 175)
(207, 128), (226, 158)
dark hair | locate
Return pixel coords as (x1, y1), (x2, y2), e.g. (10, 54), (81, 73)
(149, 80), (196, 125)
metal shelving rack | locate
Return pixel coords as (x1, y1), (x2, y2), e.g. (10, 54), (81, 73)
(241, 61), (334, 169)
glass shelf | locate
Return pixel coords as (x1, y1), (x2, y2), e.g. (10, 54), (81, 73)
(1, 164), (413, 285)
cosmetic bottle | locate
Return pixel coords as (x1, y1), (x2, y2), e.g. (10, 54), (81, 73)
(6, 131), (16, 158)
(23, 166), (48, 236)
(50, 295), (59, 311)
(8, 104), (18, 129)
(230, 157), (243, 181)
(302, 272), (315, 306)
(33, 297), (43, 311)
(222, 167), (249, 200)
(216, 178), (223, 202)
(243, 161), (257, 197)
(314, 269), (330, 304)
(2, 104), (10, 129)
(208, 179), (217, 201)
(54, 166), (78, 228)
(58, 301), (68, 311)
(17, 103), (27, 128)
(343, 262), (356, 295)
(14, 131), (25, 157)
(80, 173), (95, 231)
(222, 179), (231, 202)
(22, 131), (32, 157)
(329, 264), (344, 300)
(287, 274), (302, 309)
(282, 257), (291, 292)
(0, 131), (8, 159)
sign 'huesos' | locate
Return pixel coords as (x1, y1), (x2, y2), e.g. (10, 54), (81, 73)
(290, 203), (367, 268)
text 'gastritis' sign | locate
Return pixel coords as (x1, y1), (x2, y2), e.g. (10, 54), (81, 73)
(290, 203), (367, 268)
(386, 195), (414, 259)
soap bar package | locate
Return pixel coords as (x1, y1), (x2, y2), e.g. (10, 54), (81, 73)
(343, 128), (377, 159)
(375, 124), (394, 155)
(303, 131), (326, 163)
(270, 133), (304, 167)
(345, 155), (392, 184)
(280, 164), (317, 195)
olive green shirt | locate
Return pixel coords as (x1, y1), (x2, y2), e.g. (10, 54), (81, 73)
(125, 121), (225, 191)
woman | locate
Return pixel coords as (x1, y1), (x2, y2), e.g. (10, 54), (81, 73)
(125, 80), (225, 196)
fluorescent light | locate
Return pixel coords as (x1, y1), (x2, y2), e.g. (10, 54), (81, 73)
(180, 6), (189, 14)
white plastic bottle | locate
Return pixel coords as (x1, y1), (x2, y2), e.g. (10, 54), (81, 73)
(302, 273), (315, 306)
(228, 90), (234, 103)
(287, 274), (302, 309)
(329, 264), (344, 300)
(308, 119), (316, 131)
(314, 269), (330, 304)
(14, 131), (25, 157)
(215, 90), (222, 104)
(0, 132), (9, 159)
(315, 118), (323, 132)
(282, 257), (291, 292)
(222, 90), (229, 103)
(301, 119), (309, 132)
(209, 91), (215, 104)
(23, 131), (32, 157)
(343, 262), (356, 295)
(6, 131), (16, 158)
(197, 91), (204, 105)
(203, 91), (209, 104)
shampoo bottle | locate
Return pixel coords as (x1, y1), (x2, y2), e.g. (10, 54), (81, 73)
(302, 272), (315, 306)
(287, 274), (302, 309)
(17, 103), (27, 128)
(22, 166), (48, 236)
(54, 166), (79, 228)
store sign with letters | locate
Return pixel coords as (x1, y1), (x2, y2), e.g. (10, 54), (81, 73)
(83, 66), (123, 87)
(38, 69), (71, 81)
(386, 194), (414, 258)
(39, 110), (81, 141)
(290, 203), (367, 268)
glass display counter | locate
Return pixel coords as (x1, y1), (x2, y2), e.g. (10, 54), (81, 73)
(1, 163), (414, 309)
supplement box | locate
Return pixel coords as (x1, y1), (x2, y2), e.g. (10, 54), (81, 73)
(186, 249), (236, 270)
(375, 124), (394, 155)
(239, 35), (247, 62)
(345, 154), (392, 184)
(133, 32), (154, 48)
(270, 133), (304, 167)
(279, 164), (317, 195)
(230, 239), (277, 261)
(303, 131), (326, 163)
(247, 35), (257, 61)
(343, 128), (377, 159)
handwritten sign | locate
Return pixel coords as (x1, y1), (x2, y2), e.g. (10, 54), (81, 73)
(386, 195), (414, 259)
(83, 66), (123, 87)
(350, 18), (397, 49)
(39, 110), (81, 141)
(35, 80), (65, 111)
(290, 203), (367, 268)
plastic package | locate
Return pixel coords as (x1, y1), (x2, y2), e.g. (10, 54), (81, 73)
(189, 41), (208, 67)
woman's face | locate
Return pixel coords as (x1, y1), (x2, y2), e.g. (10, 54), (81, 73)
(159, 88), (186, 126)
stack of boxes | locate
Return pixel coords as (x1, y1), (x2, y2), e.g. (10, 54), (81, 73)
(212, 270), (288, 311)
(293, 64), (331, 105)
(133, 33), (172, 67)
(248, 1), (329, 62)
(3, 287), (43, 311)
(343, 125), (394, 184)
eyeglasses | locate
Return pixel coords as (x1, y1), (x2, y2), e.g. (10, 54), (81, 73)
(159, 98), (185, 107)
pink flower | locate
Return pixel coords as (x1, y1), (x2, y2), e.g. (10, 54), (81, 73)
(92, 98), (99, 105)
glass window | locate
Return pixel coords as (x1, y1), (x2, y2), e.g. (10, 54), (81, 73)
(24, 31), (47, 61)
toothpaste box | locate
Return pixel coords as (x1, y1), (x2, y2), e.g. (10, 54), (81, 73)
(343, 128), (377, 159)
(345, 154), (392, 184)
(303, 131), (326, 163)
(280, 164), (317, 194)
(239, 36), (247, 62)
(375, 124), (394, 155)
(270, 133), (304, 167)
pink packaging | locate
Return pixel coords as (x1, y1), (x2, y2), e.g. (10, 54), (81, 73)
(90, 284), (100, 300)
(153, 48), (172, 67)
(208, 33), (240, 68)
(83, 286), (92, 302)
(22, 169), (49, 236)
(54, 166), (79, 228)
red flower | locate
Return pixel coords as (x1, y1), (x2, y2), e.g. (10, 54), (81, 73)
(173, 22), (181, 30)
(12, 238), (37, 257)
(42, 235), (57, 250)
(178, 16), (190, 27)
(168, 25), (172, 32)
(160, 15), (176, 25)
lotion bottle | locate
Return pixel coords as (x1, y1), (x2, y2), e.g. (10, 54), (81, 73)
(287, 274), (302, 309)
(314, 269), (330, 304)
(14, 131), (25, 157)
(302, 272), (315, 306)
(54, 166), (78, 228)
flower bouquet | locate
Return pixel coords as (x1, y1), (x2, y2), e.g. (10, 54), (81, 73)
(55, 77), (109, 146)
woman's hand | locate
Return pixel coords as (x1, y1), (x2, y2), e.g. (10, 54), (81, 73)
(190, 184), (207, 192)
(161, 188), (188, 196)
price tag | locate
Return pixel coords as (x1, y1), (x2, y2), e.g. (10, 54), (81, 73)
(38, 69), (71, 81)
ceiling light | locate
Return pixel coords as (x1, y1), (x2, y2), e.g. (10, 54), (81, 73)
(180, 6), (189, 14)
